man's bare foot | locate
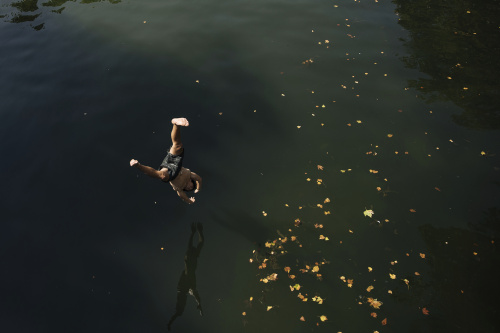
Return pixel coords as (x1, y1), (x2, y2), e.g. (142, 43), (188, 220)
(130, 159), (139, 167)
(172, 118), (189, 126)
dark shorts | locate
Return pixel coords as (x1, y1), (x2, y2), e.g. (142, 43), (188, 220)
(159, 149), (184, 181)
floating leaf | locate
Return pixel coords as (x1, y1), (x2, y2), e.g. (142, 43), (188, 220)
(367, 285), (374, 292)
(320, 315), (328, 322)
(422, 307), (430, 315)
(381, 318), (387, 325)
(267, 306), (273, 311)
(284, 267), (291, 273)
(389, 274), (396, 279)
(312, 266), (320, 272)
(300, 316), (305, 321)
(363, 209), (374, 218)
(367, 298), (383, 309)
(370, 312), (377, 318)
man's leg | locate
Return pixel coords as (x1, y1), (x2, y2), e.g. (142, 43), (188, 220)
(170, 118), (189, 155)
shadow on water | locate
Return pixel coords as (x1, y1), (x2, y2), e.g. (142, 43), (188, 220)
(393, 0), (500, 129)
(167, 222), (204, 331)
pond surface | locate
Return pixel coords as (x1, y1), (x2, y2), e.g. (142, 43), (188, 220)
(1, 0), (499, 332)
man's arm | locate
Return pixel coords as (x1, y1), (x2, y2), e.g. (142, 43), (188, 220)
(191, 172), (202, 193)
(130, 159), (168, 181)
(177, 190), (195, 204)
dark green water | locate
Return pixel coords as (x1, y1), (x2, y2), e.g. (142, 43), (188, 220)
(1, 0), (499, 332)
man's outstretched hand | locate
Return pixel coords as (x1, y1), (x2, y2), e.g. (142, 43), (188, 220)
(130, 159), (139, 167)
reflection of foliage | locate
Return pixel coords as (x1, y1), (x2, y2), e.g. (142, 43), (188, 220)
(3, 0), (121, 29)
(12, 0), (39, 12)
(394, 0), (500, 129)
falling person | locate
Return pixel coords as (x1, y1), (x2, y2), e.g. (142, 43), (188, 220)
(130, 118), (202, 204)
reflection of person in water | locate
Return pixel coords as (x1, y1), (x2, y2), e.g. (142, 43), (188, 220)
(130, 117), (202, 204)
(168, 222), (204, 331)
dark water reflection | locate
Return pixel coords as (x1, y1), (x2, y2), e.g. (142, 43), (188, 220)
(2, 0), (120, 28)
(394, 0), (500, 129)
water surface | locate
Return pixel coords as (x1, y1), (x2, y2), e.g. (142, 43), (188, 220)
(1, 0), (499, 332)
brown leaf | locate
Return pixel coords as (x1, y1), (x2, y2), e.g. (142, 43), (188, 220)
(381, 318), (387, 325)
(422, 307), (430, 315)
(370, 312), (377, 318)
(300, 316), (306, 321)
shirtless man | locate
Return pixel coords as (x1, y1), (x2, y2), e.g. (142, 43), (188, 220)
(130, 118), (202, 204)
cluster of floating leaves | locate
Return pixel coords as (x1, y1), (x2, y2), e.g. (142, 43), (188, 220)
(240, 0), (497, 331)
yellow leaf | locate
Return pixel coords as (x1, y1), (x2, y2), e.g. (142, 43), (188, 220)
(284, 267), (291, 273)
(363, 209), (374, 218)
(389, 274), (396, 279)
(368, 267), (373, 272)
(312, 266), (320, 272)
(367, 298), (383, 309)
(320, 315), (328, 322)
(300, 316), (305, 321)
(367, 285), (374, 292)
(267, 306), (273, 311)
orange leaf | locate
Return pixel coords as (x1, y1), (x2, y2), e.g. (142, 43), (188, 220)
(284, 267), (291, 273)
(300, 316), (306, 321)
(370, 312), (377, 318)
(409, 209), (416, 213)
(381, 318), (387, 325)
(422, 307), (430, 315)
